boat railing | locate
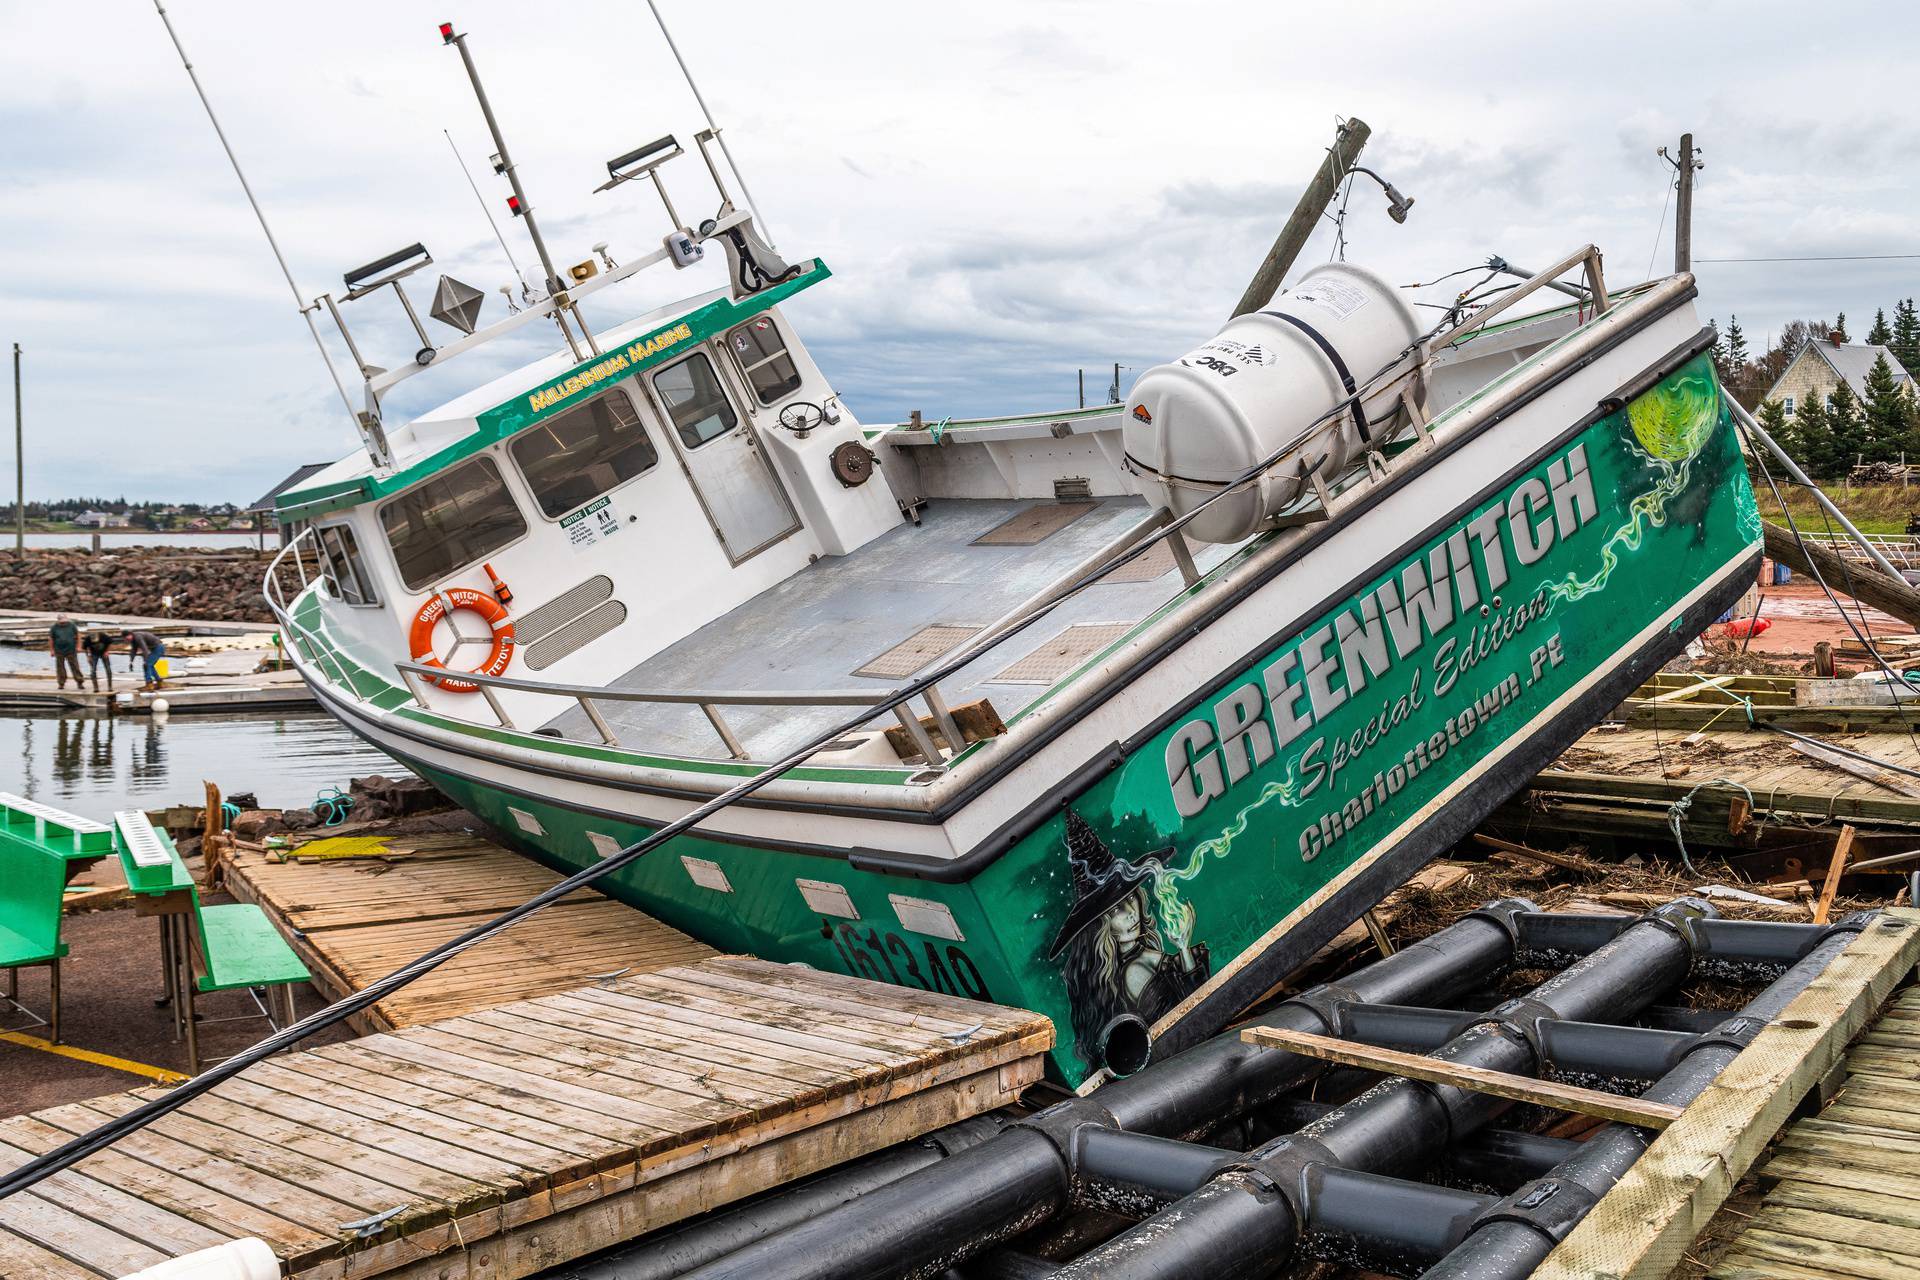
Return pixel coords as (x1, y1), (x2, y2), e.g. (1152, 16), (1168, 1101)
(387, 658), (963, 766)
(263, 527), (372, 705)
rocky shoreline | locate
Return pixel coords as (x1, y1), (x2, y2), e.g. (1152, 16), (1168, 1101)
(0, 547), (275, 621)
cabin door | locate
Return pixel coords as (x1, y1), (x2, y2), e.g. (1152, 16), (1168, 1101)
(649, 350), (801, 561)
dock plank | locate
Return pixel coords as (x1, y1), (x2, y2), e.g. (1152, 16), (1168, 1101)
(221, 837), (717, 1031)
(0, 957), (1049, 1280)
(1705, 973), (1920, 1280)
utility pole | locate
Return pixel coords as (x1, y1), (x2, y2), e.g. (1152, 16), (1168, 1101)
(1078, 368), (1085, 409)
(1232, 117), (1371, 318)
(1671, 132), (1703, 275)
(12, 343), (21, 559)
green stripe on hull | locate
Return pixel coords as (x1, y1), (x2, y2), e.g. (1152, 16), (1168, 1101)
(395, 356), (1757, 1088)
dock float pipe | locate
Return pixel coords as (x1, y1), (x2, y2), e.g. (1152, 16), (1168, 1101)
(1047, 899), (1712, 1279)
(1419, 910), (1881, 1280)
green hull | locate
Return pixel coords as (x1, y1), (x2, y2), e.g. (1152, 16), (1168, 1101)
(403, 354), (1759, 1088)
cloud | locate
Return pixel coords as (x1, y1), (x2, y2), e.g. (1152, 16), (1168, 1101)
(2, 0), (1916, 500)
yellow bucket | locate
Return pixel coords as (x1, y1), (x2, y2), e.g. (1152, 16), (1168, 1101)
(154, 658), (170, 679)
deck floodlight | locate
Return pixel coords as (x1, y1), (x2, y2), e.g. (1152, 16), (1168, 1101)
(429, 275), (486, 335)
(598, 135), (683, 192)
(342, 243), (433, 299)
(1349, 165), (1415, 224)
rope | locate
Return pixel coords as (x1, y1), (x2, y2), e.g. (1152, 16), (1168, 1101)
(313, 787), (353, 828)
(1667, 778), (1756, 876)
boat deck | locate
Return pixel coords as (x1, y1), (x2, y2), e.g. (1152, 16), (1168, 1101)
(0, 957), (1050, 1280)
(542, 495), (1233, 759)
(221, 833), (715, 1032)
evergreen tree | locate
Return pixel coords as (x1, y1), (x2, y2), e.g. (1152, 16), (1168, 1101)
(1727, 315), (1749, 367)
(1791, 393), (1832, 477)
(1863, 353), (1909, 461)
(1757, 397), (1792, 464)
(1711, 318), (1732, 381)
(1869, 308), (1893, 346)
(1892, 299), (1920, 376)
(1829, 382), (1867, 469)
(1833, 312), (1851, 344)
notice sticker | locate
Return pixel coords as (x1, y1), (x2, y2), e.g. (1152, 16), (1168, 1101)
(1290, 275), (1370, 320)
(560, 496), (621, 553)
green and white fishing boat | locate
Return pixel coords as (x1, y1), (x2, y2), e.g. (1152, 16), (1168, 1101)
(262, 26), (1761, 1088)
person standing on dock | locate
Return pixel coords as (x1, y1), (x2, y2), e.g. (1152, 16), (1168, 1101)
(47, 615), (84, 690)
(81, 627), (114, 692)
(123, 629), (167, 691)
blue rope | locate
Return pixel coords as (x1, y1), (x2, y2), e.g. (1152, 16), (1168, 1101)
(1666, 778), (1756, 877)
(313, 787), (354, 828)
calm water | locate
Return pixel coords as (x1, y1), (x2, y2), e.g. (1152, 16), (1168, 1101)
(14, 532), (264, 550)
(0, 712), (403, 813)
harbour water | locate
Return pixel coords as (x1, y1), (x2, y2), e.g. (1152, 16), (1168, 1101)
(0, 711), (401, 813)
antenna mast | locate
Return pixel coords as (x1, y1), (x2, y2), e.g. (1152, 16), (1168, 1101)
(444, 129), (530, 300)
(440, 23), (595, 360)
(151, 1), (371, 460)
(644, 0), (778, 250)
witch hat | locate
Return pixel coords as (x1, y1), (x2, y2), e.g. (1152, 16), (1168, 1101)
(1045, 809), (1174, 960)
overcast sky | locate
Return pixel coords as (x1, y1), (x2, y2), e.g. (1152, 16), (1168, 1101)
(2, 1), (1916, 503)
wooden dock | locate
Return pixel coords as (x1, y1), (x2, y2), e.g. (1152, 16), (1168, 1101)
(222, 834), (715, 1031)
(0, 956), (1050, 1280)
(1704, 978), (1920, 1279)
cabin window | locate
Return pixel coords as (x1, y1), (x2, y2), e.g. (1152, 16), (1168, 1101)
(380, 457), (529, 591)
(509, 387), (660, 518)
(653, 353), (739, 449)
(726, 316), (803, 405)
(316, 523), (377, 606)
(1783, 396), (1795, 415)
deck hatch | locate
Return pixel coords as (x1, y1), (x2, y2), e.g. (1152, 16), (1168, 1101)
(517, 574), (615, 642)
(988, 622), (1134, 685)
(1097, 542), (1178, 584)
(526, 600), (628, 670)
(971, 501), (1097, 546)
(853, 623), (982, 679)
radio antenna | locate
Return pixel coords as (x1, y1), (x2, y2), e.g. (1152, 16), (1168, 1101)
(444, 128), (531, 302)
(643, 0), (778, 250)
(152, 2), (367, 450)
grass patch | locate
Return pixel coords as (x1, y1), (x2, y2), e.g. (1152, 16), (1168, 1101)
(1753, 479), (1919, 537)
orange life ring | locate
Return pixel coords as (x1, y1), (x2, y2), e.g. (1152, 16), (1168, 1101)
(409, 588), (515, 693)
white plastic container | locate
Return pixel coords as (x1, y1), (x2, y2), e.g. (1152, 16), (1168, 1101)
(1124, 262), (1421, 543)
(118, 1239), (278, 1280)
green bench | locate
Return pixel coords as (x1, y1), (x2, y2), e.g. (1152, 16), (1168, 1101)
(0, 793), (113, 1043)
(114, 811), (313, 1073)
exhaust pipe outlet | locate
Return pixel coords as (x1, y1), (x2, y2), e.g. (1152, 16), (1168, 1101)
(1100, 1014), (1153, 1077)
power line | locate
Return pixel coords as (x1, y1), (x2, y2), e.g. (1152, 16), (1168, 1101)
(1697, 253), (1920, 264)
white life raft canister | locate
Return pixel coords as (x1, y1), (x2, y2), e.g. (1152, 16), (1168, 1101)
(1124, 262), (1422, 544)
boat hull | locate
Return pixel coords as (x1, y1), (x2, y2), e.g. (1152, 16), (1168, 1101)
(304, 341), (1760, 1089)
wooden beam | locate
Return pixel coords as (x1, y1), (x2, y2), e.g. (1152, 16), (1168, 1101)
(1763, 521), (1920, 628)
(1789, 739), (1920, 801)
(1643, 674), (1737, 704)
(1230, 118), (1370, 318)
(1534, 908), (1920, 1280)
(1238, 1026), (1685, 1130)
(1814, 824), (1859, 925)
(1473, 833), (1590, 872)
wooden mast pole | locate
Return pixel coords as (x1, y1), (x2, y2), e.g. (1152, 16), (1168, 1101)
(1230, 117), (1371, 318)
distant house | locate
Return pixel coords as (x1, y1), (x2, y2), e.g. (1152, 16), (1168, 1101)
(225, 516), (253, 530)
(187, 517), (215, 530)
(1763, 337), (1913, 416)
(74, 510), (130, 528)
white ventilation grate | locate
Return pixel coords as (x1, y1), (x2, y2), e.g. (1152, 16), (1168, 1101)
(526, 600), (628, 670)
(516, 575), (616, 644)
(2, 793), (110, 834)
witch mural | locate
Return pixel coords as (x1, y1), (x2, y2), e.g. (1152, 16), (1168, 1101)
(1048, 809), (1210, 1072)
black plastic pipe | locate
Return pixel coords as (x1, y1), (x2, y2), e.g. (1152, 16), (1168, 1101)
(667, 902), (1531, 1280)
(551, 1117), (1007, 1280)
(1048, 901), (1711, 1279)
(1076, 1129), (1233, 1204)
(1261, 1100), (1579, 1190)
(1304, 1165), (1495, 1264)
(1514, 913), (1830, 969)
(1336, 1002), (1697, 1080)
(1417, 910), (1884, 1280)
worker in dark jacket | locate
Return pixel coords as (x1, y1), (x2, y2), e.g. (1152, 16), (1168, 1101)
(81, 629), (115, 692)
(47, 615), (83, 690)
(123, 630), (167, 691)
